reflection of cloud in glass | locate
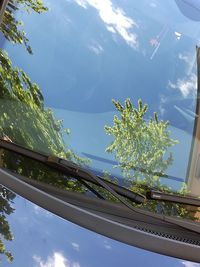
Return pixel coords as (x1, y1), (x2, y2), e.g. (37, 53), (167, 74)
(106, 25), (116, 33)
(149, 2), (157, 8)
(179, 52), (196, 76)
(33, 204), (53, 218)
(74, 0), (87, 8)
(104, 244), (112, 250)
(33, 252), (80, 267)
(74, 0), (138, 48)
(88, 41), (104, 55)
(174, 31), (182, 40)
(179, 53), (190, 64)
(71, 242), (80, 251)
(159, 95), (167, 116)
(168, 73), (197, 98)
(181, 261), (200, 267)
(103, 240), (112, 250)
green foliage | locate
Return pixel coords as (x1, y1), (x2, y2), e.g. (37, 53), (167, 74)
(104, 99), (198, 220)
(0, 49), (85, 163)
(0, 0), (48, 54)
(0, 49), (87, 262)
(127, 180), (192, 219)
(0, 187), (15, 262)
(105, 98), (178, 187)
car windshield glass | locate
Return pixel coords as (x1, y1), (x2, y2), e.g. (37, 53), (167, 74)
(1, 0), (200, 222)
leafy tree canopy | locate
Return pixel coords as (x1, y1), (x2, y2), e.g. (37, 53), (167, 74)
(104, 99), (198, 220)
(105, 98), (178, 187)
(0, 49), (87, 262)
(0, 0), (48, 53)
(0, 49), (84, 163)
(0, 187), (15, 262)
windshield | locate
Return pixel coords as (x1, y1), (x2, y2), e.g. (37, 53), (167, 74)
(1, 0), (200, 207)
(1, 0), (200, 263)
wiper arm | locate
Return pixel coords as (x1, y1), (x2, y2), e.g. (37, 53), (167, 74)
(1, 139), (200, 235)
(0, 139), (145, 204)
(147, 190), (200, 207)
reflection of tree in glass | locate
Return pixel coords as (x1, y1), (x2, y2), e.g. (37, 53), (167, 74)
(0, 49), (85, 163)
(0, 186), (15, 263)
(105, 98), (178, 187)
(104, 99), (199, 220)
(0, 50), (88, 262)
(0, 0), (48, 54)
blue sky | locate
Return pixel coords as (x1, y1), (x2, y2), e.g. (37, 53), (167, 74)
(3, 0), (200, 188)
(4, 0), (198, 124)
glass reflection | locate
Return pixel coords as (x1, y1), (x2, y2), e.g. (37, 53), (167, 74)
(0, 45), (199, 223)
(0, 0), (48, 54)
(0, 182), (14, 262)
(0, 49), (86, 164)
(1, 2), (200, 264)
(0, 0), (48, 263)
(104, 98), (178, 187)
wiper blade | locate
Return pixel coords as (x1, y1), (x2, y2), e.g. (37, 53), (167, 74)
(1, 139), (200, 235)
(147, 190), (200, 207)
(0, 139), (145, 204)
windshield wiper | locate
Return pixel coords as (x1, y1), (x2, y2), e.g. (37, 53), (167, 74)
(0, 138), (145, 204)
(1, 139), (200, 235)
(147, 190), (200, 207)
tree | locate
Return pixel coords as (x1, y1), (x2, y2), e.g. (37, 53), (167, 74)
(105, 98), (178, 187)
(104, 99), (198, 219)
(0, 48), (88, 186)
(0, 187), (15, 262)
(0, 0), (48, 54)
(0, 49), (84, 161)
(0, 49), (87, 262)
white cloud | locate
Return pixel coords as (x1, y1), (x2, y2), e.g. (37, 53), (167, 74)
(103, 240), (112, 250)
(71, 242), (80, 252)
(178, 52), (196, 76)
(175, 31), (182, 40)
(179, 53), (190, 64)
(106, 25), (116, 33)
(33, 204), (53, 218)
(74, 0), (138, 48)
(104, 244), (112, 250)
(74, 0), (87, 8)
(181, 261), (200, 267)
(150, 2), (157, 8)
(33, 252), (80, 267)
(168, 73), (197, 98)
(159, 95), (167, 116)
(88, 41), (104, 55)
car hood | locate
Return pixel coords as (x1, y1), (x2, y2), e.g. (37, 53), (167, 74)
(0, 189), (195, 267)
